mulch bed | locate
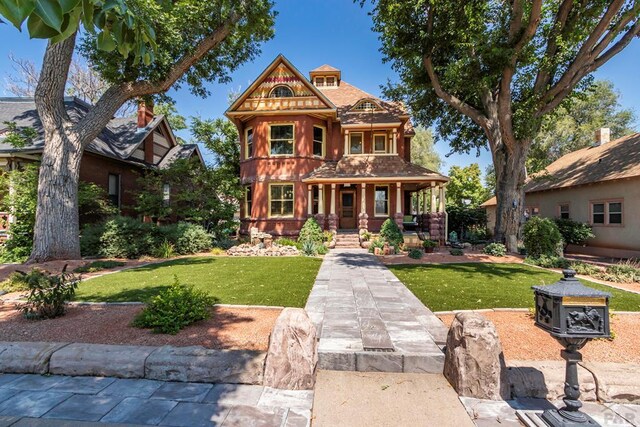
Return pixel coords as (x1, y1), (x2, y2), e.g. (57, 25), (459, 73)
(0, 302), (280, 351)
(380, 251), (525, 265)
(438, 311), (640, 364)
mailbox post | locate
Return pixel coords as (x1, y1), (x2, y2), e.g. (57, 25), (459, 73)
(532, 269), (611, 427)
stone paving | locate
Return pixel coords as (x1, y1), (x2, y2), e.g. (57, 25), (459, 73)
(0, 374), (313, 426)
(305, 248), (448, 373)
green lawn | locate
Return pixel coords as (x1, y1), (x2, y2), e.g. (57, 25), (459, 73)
(76, 256), (323, 307)
(389, 263), (640, 312)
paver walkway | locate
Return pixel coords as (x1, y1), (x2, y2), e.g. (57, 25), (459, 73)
(305, 248), (448, 373)
(0, 374), (312, 426)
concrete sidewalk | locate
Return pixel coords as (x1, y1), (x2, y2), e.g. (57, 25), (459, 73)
(311, 370), (474, 427)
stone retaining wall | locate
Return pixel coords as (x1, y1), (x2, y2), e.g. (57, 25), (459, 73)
(0, 342), (266, 385)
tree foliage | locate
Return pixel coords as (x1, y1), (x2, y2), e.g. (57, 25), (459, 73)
(410, 126), (442, 172)
(446, 163), (489, 208)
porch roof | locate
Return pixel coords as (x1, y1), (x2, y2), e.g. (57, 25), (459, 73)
(302, 155), (448, 184)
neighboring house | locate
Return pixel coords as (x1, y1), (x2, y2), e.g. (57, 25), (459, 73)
(0, 97), (203, 236)
(482, 129), (640, 259)
(226, 55), (449, 238)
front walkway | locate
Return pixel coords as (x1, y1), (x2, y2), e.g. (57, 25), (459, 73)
(305, 248), (448, 372)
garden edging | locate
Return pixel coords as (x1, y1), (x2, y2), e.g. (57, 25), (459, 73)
(0, 341), (266, 385)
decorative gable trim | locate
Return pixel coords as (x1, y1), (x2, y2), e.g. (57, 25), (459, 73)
(350, 99), (383, 112)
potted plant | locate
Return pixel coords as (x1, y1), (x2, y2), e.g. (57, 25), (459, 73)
(423, 239), (438, 253)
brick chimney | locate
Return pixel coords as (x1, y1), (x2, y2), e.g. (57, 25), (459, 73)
(594, 127), (610, 146)
(137, 101), (154, 128)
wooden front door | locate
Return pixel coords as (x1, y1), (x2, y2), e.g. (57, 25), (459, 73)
(340, 190), (357, 229)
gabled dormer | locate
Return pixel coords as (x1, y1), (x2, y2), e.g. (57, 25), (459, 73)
(309, 65), (341, 88)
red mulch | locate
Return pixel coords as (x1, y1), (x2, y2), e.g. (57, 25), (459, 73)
(438, 311), (640, 364)
(0, 302), (280, 351)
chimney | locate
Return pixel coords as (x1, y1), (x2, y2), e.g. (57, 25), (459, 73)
(137, 101), (154, 128)
(594, 127), (610, 146)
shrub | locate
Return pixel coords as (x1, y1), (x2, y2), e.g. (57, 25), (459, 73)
(298, 218), (324, 246)
(133, 276), (217, 334)
(423, 239), (438, 249)
(360, 231), (372, 242)
(369, 237), (385, 254)
(323, 231), (334, 243)
(81, 216), (162, 259)
(380, 218), (404, 249)
(598, 261), (640, 283)
(316, 244), (329, 255)
(0, 272), (30, 292)
(449, 248), (464, 256)
(210, 247), (226, 255)
(465, 225), (489, 243)
(212, 239), (237, 250)
(301, 240), (318, 256)
(408, 249), (423, 259)
(522, 217), (563, 258)
(275, 238), (299, 247)
(570, 261), (602, 277)
(554, 218), (595, 248)
(483, 243), (507, 257)
(161, 222), (212, 255)
(525, 255), (570, 269)
(73, 260), (125, 274)
(18, 267), (79, 319)
(153, 240), (176, 259)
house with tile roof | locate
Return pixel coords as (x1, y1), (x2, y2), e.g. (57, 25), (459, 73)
(226, 55), (449, 238)
(0, 97), (204, 236)
(481, 129), (640, 258)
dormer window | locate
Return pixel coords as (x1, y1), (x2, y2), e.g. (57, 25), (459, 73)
(313, 76), (337, 88)
(269, 85), (294, 98)
(352, 100), (381, 112)
(315, 77), (325, 87)
(325, 76), (336, 87)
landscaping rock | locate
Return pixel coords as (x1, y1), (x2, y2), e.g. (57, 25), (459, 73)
(227, 243), (300, 257)
(0, 342), (68, 374)
(49, 343), (156, 378)
(263, 308), (317, 390)
(443, 312), (509, 400)
(145, 346), (265, 384)
(507, 360), (597, 401)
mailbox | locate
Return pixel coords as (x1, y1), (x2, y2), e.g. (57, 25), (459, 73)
(533, 269), (610, 340)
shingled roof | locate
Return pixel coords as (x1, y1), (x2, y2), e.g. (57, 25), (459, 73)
(481, 132), (640, 207)
(303, 155), (447, 182)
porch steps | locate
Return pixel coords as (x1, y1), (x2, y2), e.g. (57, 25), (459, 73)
(334, 232), (361, 249)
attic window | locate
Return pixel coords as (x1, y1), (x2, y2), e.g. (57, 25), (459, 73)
(315, 77), (325, 87)
(352, 100), (381, 112)
(325, 76), (336, 87)
(269, 85), (294, 98)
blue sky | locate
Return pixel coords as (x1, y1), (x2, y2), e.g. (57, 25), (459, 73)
(1, 0), (639, 175)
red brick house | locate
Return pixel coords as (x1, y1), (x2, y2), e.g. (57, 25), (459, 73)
(0, 97), (203, 236)
(226, 55), (449, 239)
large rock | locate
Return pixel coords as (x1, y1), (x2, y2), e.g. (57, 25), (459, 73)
(145, 346), (265, 384)
(443, 312), (509, 400)
(49, 343), (156, 378)
(0, 341), (68, 374)
(263, 308), (317, 390)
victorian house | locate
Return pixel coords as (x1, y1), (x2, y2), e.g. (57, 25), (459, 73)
(226, 55), (449, 240)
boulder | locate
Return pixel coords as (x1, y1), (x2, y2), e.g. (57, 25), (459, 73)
(0, 341), (68, 374)
(443, 312), (509, 400)
(263, 308), (317, 390)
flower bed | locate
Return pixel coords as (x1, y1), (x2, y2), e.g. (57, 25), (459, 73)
(227, 243), (300, 257)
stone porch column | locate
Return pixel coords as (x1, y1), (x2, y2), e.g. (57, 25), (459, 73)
(328, 183), (338, 232)
(315, 184), (325, 230)
(394, 182), (404, 230)
(359, 183), (368, 232)
(307, 185), (313, 216)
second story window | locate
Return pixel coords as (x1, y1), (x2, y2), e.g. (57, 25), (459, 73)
(269, 85), (294, 98)
(373, 134), (387, 153)
(108, 173), (121, 208)
(325, 76), (336, 87)
(245, 128), (254, 159)
(270, 124), (294, 156)
(349, 133), (363, 154)
(313, 126), (324, 157)
(245, 185), (252, 218)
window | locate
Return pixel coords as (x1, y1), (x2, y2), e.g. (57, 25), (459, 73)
(270, 184), (294, 217)
(559, 204), (570, 219)
(315, 77), (325, 87)
(312, 186), (319, 214)
(352, 100), (380, 111)
(325, 76), (336, 87)
(349, 133), (363, 154)
(269, 85), (294, 98)
(108, 173), (120, 208)
(375, 186), (389, 216)
(270, 124), (294, 156)
(245, 185), (252, 218)
(245, 128), (253, 159)
(313, 126), (324, 157)
(592, 200), (623, 225)
(524, 206), (539, 220)
(163, 184), (170, 206)
(373, 134), (387, 153)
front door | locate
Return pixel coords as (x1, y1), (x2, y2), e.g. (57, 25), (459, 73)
(340, 190), (357, 229)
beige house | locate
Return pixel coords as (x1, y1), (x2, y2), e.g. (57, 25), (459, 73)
(482, 129), (640, 259)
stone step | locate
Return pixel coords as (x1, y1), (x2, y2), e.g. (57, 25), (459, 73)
(318, 350), (444, 374)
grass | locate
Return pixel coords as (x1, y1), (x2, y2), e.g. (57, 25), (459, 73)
(75, 256), (323, 307)
(389, 263), (640, 312)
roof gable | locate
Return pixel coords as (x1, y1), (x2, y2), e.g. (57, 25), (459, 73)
(226, 55), (336, 117)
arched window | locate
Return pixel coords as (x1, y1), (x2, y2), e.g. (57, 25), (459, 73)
(269, 85), (294, 98)
(351, 100), (381, 111)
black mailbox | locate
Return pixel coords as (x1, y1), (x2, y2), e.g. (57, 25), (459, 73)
(533, 269), (610, 339)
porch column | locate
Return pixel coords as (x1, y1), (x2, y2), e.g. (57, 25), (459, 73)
(392, 130), (398, 154)
(315, 184), (325, 230)
(430, 182), (437, 213)
(439, 184), (445, 212)
(343, 130), (349, 155)
(394, 182), (404, 230)
(328, 183), (338, 232)
(307, 185), (313, 216)
(359, 183), (368, 232)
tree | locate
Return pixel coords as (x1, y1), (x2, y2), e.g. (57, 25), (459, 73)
(446, 163), (489, 208)
(410, 126), (442, 172)
(368, 1), (640, 251)
(484, 165), (496, 198)
(528, 79), (636, 173)
(154, 102), (187, 133)
(0, 0), (275, 262)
